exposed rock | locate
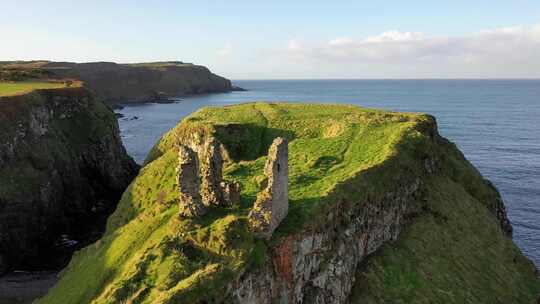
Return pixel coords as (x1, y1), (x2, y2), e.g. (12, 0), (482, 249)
(249, 137), (289, 240)
(485, 181), (513, 235)
(200, 137), (225, 206)
(177, 145), (207, 218)
(0, 87), (138, 273)
(232, 86), (247, 91)
(231, 178), (421, 304)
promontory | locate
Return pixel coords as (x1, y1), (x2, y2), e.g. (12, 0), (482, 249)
(39, 103), (540, 303)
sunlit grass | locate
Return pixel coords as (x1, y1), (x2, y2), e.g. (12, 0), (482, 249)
(40, 103), (540, 304)
(0, 81), (76, 97)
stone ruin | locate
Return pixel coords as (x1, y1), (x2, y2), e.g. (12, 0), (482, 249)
(177, 135), (290, 239)
(177, 145), (207, 217)
(177, 137), (241, 218)
(199, 137), (225, 206)
(248, 137), (289, 240)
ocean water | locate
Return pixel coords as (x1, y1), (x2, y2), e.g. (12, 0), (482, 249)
(117, 79), (540, 268)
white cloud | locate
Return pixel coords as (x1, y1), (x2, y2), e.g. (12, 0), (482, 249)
(217, 43), (232, 57)
(364, 30), (423, 43)
(287, 39), (302, 51)
(329, 37), (353, 46)
(277, 24), (540, 78)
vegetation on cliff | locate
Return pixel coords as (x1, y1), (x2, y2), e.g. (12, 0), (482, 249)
(40, 103), (539, 303)
(0, 87), (138, 273)
(0, 61), (234, 105)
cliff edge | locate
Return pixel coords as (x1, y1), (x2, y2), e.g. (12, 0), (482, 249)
(40, 103), (539, 304)
(1, 61), (236, 105)
(0, 87), (138, 274)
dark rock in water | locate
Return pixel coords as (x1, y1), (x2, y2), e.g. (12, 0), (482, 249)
(114, 112), (125, 119)
(232, 86), (247, 91)
(153, 99), (176, 104)
(0, 87), (139, 274)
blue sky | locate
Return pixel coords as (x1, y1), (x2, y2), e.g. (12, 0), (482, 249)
(2, 1), (540, 79)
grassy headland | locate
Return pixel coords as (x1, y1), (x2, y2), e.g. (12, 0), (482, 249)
(40, 103), (539, 304)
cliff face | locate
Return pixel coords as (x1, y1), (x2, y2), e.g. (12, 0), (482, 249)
(40, 103), (539, 304)
(0, 87), (138, 273)
(1, 61), (234, 105)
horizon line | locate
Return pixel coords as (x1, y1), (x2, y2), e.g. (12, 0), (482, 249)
(231, 78), (540, 81)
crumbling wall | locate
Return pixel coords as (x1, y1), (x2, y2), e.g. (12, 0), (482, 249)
(177, 145), (207, 217)
(176, 137), (241, 217)
(248, 137), (289, 240)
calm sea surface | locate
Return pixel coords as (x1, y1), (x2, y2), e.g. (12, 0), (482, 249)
(117, 80), (540, 267)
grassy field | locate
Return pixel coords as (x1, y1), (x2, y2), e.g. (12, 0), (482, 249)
(0, 81), (68, 97)
(40, 103), (539, 304)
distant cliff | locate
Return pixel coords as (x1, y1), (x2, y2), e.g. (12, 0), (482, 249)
(0, 61), (236, 105)
(40, 103), (539, 304)
(0, 87), (138, 274)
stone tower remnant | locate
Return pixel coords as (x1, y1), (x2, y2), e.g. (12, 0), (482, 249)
(248, 137), (289, 239)
(177, 137), (242, 218)
(200, 137), (225, 206)
(177, 145), (207, 217)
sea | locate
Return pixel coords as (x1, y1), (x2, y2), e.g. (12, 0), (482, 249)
(116, 79), (540, 268)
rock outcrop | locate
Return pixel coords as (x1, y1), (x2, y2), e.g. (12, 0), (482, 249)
(0, 87), (138, 274)
(249, 137), (289, 240)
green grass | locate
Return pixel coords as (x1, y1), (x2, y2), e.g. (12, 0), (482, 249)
(349, 176), (539, 304)
(40, 103), (539, 304)
(0, 81), (68, 97)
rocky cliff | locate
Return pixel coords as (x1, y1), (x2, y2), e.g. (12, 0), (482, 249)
(39, 103), (539, 304)
(1, 61), (235, 105)
(0, 87), (138, 274)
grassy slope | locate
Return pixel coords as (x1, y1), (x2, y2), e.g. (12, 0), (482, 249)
(0, 82), (68, 97)
(350, 176), (539, 304)
(40, 103), (539, 303)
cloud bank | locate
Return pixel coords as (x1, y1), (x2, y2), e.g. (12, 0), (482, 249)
(278, 24), (540, 78)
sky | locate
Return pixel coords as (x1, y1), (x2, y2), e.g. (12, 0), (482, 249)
(2, 1), (540, 79)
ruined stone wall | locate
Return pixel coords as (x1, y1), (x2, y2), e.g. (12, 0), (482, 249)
(176, 137), (241, 217)
(248, 137), (289, 240)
